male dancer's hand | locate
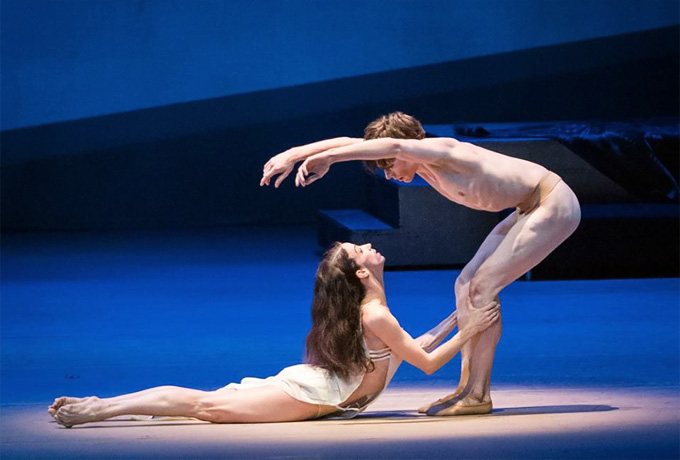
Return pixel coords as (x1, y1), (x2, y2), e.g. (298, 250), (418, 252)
(261, 152), (295, 188)
(295, 155), (331, 187)
(261, 137), (363, 188)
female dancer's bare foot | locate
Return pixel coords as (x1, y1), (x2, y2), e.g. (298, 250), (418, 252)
(425, 394), (492, 416)
(54, 397), (103, 428)
(47, 396), (89, 417)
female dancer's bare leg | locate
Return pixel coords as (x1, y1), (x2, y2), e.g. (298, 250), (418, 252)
(51, 385), (326, 427)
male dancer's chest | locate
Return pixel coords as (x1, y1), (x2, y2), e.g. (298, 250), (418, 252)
(418, 160), (541, 213)
(417, 166), (495, 212)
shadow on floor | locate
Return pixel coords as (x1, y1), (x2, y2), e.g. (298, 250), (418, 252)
(339, 404), (618, 424)
(492, 404), (617, 416)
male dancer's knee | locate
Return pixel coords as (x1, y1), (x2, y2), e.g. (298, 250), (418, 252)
(466, 272), (503, 344)
(454, 274), (468, 300)
(468, 268), (499, 309)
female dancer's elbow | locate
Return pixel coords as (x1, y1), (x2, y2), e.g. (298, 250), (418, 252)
(421, 360), (438, 376)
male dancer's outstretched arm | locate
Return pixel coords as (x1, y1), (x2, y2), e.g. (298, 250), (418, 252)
(260, 137), (363, 187)
(293, 137), (454, 187)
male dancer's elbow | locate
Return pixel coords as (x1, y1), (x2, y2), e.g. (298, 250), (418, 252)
(374, 138), (405, 157)
(390, 139), (407, 158)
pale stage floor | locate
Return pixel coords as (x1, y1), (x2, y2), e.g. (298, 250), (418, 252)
(3, 386), (679, 459)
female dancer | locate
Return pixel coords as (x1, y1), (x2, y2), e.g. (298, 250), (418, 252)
(49, 242), (499, 427)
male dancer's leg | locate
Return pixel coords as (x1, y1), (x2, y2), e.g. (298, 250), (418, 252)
(418, 212), (516, 413)
(428, 181), (580, 416)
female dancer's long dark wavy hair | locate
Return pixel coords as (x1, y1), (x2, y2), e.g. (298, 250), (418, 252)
(304, 243), (373, 381)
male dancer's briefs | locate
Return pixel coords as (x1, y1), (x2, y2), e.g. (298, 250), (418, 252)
(516, 171), (563, 216)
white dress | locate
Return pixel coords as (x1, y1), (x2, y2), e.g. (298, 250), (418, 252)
(220, 344), (402, 418)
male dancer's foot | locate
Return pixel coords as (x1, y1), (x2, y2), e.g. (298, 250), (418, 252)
(417, 359), (471, 413)
(425, 392), (492, 416)
(418, 389), (465, 413)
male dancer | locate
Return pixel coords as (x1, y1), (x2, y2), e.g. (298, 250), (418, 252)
(260, 112), (580, 415)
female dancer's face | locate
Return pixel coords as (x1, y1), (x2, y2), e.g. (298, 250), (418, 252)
(340, 242), (385, 271)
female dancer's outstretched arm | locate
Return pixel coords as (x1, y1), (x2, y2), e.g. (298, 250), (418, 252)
(364, 301), (498, 375)
(415, 311), (458, 353)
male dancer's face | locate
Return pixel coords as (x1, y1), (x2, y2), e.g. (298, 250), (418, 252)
(384, 159), (418, 183)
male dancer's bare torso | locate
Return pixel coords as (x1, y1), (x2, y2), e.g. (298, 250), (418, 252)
(414, 140), (550, 212)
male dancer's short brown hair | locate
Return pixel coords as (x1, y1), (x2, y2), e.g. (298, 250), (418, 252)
(363, 112), (426, 172)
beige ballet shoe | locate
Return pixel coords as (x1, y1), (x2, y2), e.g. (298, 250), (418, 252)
(417, 402), (432, 414)
(428, 400), (492, 416)
(418, 398), (446, 413)
(418, 391), (464, 413)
